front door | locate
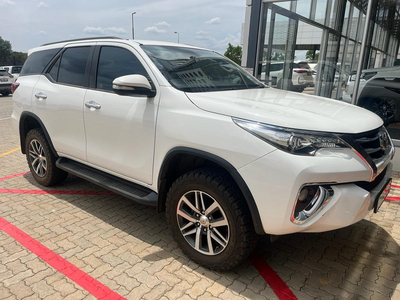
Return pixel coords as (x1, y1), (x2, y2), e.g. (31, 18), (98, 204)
(83, 43), (158, 185)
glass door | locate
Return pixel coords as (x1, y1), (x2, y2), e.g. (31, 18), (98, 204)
(257, 5), (298, 92)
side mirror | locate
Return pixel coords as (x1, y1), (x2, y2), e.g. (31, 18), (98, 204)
(112, 74), (156, 97)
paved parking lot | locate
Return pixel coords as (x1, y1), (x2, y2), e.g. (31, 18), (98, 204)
(1, 94), (400, 300)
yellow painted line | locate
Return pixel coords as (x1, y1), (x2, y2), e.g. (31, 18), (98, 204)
(0, 147), (21, 158)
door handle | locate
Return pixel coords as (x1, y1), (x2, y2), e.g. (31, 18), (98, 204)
(85, 101), (101, 110)
(35, 92), (47, 100)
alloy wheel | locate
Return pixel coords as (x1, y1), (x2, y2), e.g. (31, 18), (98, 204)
(176, 190), (230, 255)
(29, 139), (47, 177)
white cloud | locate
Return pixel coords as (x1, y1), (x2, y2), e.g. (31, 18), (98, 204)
(144, 26), (167, 34)
(106, 27), (127, 34)
(0, 0), (15, 5)
(37, 2), (48, 8)
(83, 26), (127, 35)
(194, 31), (241, 53)
(195, 31), (211, 41)
(155, 21), (171, 27)
(205, 17), (221, 25)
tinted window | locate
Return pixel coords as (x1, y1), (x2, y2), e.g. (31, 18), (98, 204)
(142, 45), (264, 93)
(270, 63), (283, 72)
(20, 48), (60, 76)
(58, 47), (90, 87)
(0, 70), (9, 76)
(12, 67), (22, 74)
(48, 57), (60, 81)
(96, 46), (149, 91)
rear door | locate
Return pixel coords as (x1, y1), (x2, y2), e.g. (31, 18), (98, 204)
(32, 44), (94, 161)
(83, 42), (159, 185)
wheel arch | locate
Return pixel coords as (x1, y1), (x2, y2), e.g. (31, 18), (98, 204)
(157, 147), (265, 235)
(19, 112), (58, 156)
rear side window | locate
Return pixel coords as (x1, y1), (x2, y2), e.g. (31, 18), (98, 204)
(48, 57), (60, 81)
(96, 46), (149, 91)
(12, 67), (22, 74)
(0, 70), (9, 76)
(58, 47), (90, 87)
(20, 48), (60, 76)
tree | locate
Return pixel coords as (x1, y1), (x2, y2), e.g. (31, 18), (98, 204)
(0, 36), (12, 63)
(10, 51), (28, 65)
(224, 43), (242, 65)
(305, 50), (319, 61)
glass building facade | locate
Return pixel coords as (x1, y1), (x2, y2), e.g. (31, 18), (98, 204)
(242, 0), (400, 140)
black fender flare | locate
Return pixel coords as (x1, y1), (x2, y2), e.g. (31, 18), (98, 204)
(158, 147), (265, 235)
(19, 111), (58, 156)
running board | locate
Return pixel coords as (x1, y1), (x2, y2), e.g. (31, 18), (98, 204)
(56, 158), (158, 206)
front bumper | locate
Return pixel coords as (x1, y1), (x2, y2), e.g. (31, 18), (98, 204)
(238, 148), (392, 235)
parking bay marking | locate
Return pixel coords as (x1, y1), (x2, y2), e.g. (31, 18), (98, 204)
(250, 253), (298, 300)
(0, 216), (127, 300)
(0, 146), (21, 158)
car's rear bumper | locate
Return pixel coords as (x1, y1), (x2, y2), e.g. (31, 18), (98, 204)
(238, 148), (392, 235)
(0, 83), (12, 91)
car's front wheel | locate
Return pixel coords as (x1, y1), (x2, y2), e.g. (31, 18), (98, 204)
(166, 168), (257, 270)
(25, 129), (68, 186)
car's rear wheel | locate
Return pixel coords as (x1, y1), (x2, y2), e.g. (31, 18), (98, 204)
(1, 91), (10, 96)
(166, 168), (257, 270)
(25, 129), (68, 186)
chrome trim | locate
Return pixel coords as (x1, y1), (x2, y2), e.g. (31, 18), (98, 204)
(291, 182), (336, 225)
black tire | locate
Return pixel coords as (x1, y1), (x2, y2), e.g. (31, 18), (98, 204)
(25, 129), (68, 186)
(166, 168), (257, 270)
(294, 87), (305, 93)
(1, 91), (10, 96)
(362, 98), (396, 126)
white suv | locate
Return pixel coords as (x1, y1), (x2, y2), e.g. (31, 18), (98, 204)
(0, 69), (14, 96)
(12, 37), (394, 270)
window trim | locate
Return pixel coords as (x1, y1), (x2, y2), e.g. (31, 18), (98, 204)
(88, 44), (158, 95)
(44, 45), (95, 89)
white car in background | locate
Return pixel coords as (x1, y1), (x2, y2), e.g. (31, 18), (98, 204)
(0, 69), (13, 96)
(12, 37), (394, 270)
(261, 61), (314, 92)
(0, 66), (22, 82)
(343, 66), (400, 126)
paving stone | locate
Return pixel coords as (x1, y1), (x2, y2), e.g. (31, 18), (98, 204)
(186, 278), (214, 298)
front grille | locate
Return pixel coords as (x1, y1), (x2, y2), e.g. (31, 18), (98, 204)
(352, 126), (391, 164)
(340, 126), (392, 177)
(354, 129), (385, 160)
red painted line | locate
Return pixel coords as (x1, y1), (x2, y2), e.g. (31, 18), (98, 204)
(0, 171), (30, 181)
(0, 216), (126, 300)
(390, 184), (400, 189)
(385, 197), (400, 202)
(0, 189), (114, 195)
(250, 253), (297, 300)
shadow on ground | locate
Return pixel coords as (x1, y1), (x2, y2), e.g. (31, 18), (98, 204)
(19, 172), (400, 299)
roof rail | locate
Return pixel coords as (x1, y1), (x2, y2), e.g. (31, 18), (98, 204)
(41, 36), (125, 47)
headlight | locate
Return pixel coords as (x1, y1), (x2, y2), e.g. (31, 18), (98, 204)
(233, 118), (349, 156)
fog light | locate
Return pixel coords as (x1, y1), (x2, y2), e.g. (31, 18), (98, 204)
(292, 186), (333, 224)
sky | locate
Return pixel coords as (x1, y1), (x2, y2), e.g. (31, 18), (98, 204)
(0, 0), (246, 54)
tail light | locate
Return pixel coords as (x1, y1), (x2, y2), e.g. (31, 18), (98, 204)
(294, 70), (308, 74)
(11, 82), (20, 94)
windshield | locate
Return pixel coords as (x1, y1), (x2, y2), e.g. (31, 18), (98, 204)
(141, 45), (264, 93)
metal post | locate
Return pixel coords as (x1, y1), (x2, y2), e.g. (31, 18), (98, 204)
(352, 0), (373, 105)
(132, 12), (136, 39)
(174, 31), (180, 43)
